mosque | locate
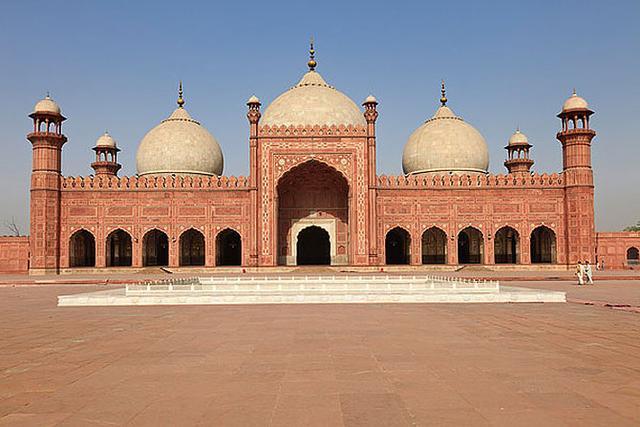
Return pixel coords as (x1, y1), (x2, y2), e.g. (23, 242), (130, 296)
(1, 44), (639, 274)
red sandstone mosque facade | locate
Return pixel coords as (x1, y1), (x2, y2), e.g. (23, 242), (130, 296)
(1, 46), (639, 274)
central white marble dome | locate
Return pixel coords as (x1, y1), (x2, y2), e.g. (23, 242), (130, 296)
(136, 95), (224, 176)
(261, 70), (365, 127)
(402, 96), (489, 175)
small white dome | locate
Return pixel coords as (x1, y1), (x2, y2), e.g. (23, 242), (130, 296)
(33, 95), (61, 115)
(508, 129), (529, 145)
(261, 70), (365, 127)
(247, 95), (260, 104)
(96, 132), (117, 148)
(364, 94), (377, 104)
(403, 104), (489, 175)
(136, 106), (224, 176)
(562, 91), (589, 111)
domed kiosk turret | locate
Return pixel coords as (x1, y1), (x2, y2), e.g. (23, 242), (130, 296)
(402, 82), (489, 175)
(136, 82), (224, 176)
(261, 41), (365, 127)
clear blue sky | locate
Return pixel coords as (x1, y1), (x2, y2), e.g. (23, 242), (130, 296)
(1, 0), (639, 233)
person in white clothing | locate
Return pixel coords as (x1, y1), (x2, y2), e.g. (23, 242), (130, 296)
(576, 261), (584, 285)
(584, 261), (594, 285)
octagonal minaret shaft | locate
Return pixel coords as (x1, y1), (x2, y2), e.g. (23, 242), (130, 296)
(27, 94), (67, 274)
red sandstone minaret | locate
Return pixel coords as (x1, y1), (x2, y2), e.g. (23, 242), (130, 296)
(247, 94), (261, 267)
(363, 94), (379, 264)
(91, 131), (121, 176)
(557, 90), (596, 264)
(27, 94), (67, 274)
(504, 129), (534, 173)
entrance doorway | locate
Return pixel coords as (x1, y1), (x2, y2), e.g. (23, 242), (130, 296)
(385, 227), (411, 265)
(296, 226), (330, 265)
(142, 229), (169, 267)
(458, 227), (484, 264)
(216, 229), (241, 266)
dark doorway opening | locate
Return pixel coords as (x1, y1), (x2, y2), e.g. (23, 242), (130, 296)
(494, 226), (519, 264)
(180, 229), (205, 266)
(216, 229), (241, 266)
(106, 229), (132, 267)
(458, 227), (484, 264)
(143, 229), (169, 267)
(69, 230), (95, 267)
(385, 227), (411, 265)
(296, 226), (330, 265)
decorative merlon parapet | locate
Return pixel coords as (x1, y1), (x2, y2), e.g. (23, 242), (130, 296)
(61, 174), (251, 190)
(376, 172), (564, 189)
(258, 123), (367, 137)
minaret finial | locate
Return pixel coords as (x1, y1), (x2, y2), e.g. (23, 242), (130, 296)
(177, 81), (185, 108)
(440, 80), (447, 106)
(308, 37), (317, 71)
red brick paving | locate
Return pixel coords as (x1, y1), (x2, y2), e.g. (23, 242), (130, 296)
(1, 283), (639, 426)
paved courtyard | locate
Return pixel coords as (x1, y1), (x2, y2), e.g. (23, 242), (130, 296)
(1, 280), (639, 426)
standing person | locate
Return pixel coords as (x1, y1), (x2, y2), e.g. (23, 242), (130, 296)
(576, 261), (584, 285)
(601, 257), (605, 271)
(585, 261), (594, 285)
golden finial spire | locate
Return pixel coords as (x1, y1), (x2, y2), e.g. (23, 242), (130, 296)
(177, 81), (185, 108)
(308, 37), (317, 71)
(440, 80), (447, 106)
(572, 88), (577, 96)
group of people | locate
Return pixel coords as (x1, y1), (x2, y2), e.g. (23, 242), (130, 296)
(576, 260), (594, 285)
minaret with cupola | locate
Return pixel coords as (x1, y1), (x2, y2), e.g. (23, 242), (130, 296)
(27, 94), (67, 274)
(504, 129), (534, 174)
(557, 90), (596, 265)
(91, 132), (121, 176)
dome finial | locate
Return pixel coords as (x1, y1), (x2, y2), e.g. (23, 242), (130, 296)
(177, 81), (185, 108)
(572, 88), (577, 96)
(308, 37), (317, 71)
(440, 80), (447, 106)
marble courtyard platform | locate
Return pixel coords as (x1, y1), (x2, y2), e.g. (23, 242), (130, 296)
(57, 275), (566, 307)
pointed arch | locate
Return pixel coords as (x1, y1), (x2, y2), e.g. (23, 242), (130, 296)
(421, 227), (447, 264)
(385, 226), (411, 265)
(296, 226), (330, 265)
(179, 228), (205, 266)
(69, 229), (95, 267)
(216, 228), (241, 266)
(494, 226), (520, 264)
(106, 229), (132, 267)
(458, 227), (484, 264)
(142, 229), (169, 267)
(627, 247), (639, 265)
(530, 226), (557, 263)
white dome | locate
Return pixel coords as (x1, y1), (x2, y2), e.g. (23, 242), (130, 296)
(96, 132), (117, 148)
(33, 95), (60, 115)
(508, 129), (529, 145)
(136, 106), (223, 176)
(403, 104), (489, 175)
(562, 92), (589, 111)
(261, 71), (365, 127)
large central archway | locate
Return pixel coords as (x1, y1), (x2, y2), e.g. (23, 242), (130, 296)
(296, 226), (330, 265)
(277, 160), (349, 266)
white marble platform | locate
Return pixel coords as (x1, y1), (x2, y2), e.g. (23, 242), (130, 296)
(57, 275), (565, 306)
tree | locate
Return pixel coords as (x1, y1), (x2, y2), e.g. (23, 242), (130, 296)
(624, 220), (640, 232)
(3, 217), (21, 236)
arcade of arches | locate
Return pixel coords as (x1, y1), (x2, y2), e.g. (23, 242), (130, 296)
(68, 224), (561, 269)
(277, 160), (348, 266)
